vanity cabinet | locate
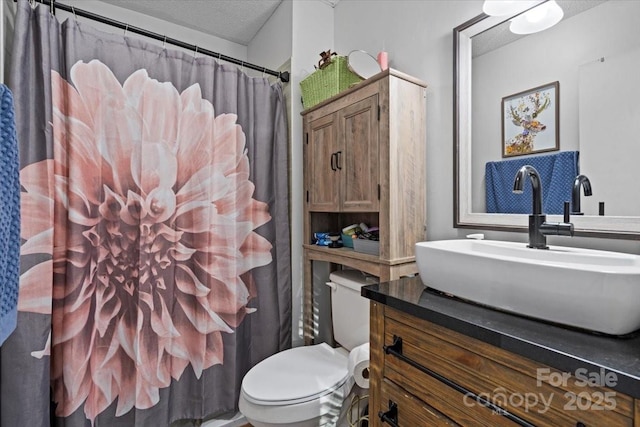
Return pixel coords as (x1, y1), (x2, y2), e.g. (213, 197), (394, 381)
(302, 69), (427, 344)
(369, 303), (639, 427)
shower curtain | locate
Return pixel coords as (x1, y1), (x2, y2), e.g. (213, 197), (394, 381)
(0, 2), (291, 426)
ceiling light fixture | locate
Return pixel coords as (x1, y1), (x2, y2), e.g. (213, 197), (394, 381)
(509, 0), (564, 34)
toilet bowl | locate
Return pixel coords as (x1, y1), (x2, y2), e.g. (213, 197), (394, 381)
(238, 343), (352, 427)
(238, 270), (374, 427)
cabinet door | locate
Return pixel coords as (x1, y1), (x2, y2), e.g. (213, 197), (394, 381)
(306, 113), (340, 211)
(339, 94), (380, 212)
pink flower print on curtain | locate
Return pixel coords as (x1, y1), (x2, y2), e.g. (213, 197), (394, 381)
(18, 60), (273, 421)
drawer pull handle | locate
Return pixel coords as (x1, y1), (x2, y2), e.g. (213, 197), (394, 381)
(330, 152), (337, 171)
(383, 335), (536, 427)
(378, 400), (399, 427)
(383, 335), (403, 355)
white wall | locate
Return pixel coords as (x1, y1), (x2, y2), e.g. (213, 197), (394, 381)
(577, 2), (640, 217)
(580, 47), (640, 217)
(332, 0), (640, 255)
(334, 0), (481, 242)
(247, 0), (292, 72)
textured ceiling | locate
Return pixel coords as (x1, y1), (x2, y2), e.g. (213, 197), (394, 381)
(98, 0), (283, 45)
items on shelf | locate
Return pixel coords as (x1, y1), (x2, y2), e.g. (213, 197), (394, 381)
(312, 232), (333, 246)
(313, 223), (380, 251)
(312, 232), (344, 248)
(342, 223), (379, 241)
(344, 223), (380, 255)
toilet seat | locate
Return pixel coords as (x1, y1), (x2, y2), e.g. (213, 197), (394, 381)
(241, 343), (350, 406)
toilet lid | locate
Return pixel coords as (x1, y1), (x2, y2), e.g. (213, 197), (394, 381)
(241, 343), (349, 405)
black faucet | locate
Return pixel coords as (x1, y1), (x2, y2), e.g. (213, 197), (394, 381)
(512, 165), (574, 249)
(571, 174), (592, 215)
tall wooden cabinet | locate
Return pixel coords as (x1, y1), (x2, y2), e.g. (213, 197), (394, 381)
(302, 69), (427, 343)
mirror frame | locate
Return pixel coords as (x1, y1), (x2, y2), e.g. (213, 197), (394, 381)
(453, 12), (640, 240)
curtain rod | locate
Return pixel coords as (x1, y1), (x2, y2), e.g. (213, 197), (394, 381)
(19, 0), (290, 82)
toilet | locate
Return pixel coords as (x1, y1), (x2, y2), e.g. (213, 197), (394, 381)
(238, 269), (374, 427)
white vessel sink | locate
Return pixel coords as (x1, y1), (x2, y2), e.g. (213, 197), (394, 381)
(415, 239), (640, 335)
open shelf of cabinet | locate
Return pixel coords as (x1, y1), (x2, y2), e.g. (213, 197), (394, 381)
(303, 244), (418, 275)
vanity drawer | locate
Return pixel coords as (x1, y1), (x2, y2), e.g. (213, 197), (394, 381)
(385, 362), (521, 426)
(379, 378), (458, 426)
(383, 307), (634, 427)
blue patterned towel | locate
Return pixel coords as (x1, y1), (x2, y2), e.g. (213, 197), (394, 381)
(0, 84), (20, 346)
(486, 151), (579, 214)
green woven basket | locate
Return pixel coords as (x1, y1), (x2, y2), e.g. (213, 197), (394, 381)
(300, 56), (363, 109)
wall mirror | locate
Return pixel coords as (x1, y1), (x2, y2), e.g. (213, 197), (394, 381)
(454, 0), (640, 238)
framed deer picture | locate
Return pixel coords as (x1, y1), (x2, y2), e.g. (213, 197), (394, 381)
(501, 81), (559, 158)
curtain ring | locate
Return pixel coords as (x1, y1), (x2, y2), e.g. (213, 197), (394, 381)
(218, 53), (222, 60)
(163, 35), (167, 49)
(262, 67), (266, 78)
(241, 61), (244, 72)
(71, 5), (77, 20)
(50, 0), (55, 15)
(194, 45), (199, 58)
(124, 23), (129, 36)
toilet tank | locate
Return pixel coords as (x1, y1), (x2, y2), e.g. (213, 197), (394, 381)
(328, 270), (376, 351)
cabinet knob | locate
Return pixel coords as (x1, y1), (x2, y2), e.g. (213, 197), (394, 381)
(378, 400), (399, 427)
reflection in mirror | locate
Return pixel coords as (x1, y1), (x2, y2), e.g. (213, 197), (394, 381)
(454, 0), (640, 238)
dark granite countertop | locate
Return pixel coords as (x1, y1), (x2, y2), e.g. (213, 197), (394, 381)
(362, 276), (640, 399)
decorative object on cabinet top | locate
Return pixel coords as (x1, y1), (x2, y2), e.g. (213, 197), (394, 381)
(346, 49), (382, 79)
(300, 51), (363, 109)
